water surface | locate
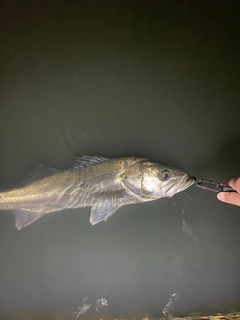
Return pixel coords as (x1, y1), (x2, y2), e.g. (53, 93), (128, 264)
(0, 1), (240, 318)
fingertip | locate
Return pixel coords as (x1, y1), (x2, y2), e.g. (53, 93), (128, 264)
(218, 191), (240, 206)
(217, 192), (225, 201)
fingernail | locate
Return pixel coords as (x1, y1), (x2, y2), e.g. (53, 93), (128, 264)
(217, 193), (225, 201)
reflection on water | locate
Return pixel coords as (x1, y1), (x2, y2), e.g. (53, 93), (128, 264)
(0, 311), (240, 320)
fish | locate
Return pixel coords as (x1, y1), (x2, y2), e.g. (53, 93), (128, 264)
(0, 156), (196, 230)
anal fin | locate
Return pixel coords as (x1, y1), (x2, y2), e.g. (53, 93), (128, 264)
(13, 209), (45, 230)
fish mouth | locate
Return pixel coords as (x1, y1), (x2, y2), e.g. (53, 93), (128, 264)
(174, 175), (196, 194)
(186, 176), (196, 183)
(164, 174), (196, 196)
(184, 175), (196, 189)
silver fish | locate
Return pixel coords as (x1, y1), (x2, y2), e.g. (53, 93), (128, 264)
(0, 156), (196, 230)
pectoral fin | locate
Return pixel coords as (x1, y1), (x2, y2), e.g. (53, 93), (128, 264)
(92, 189), (125, 201)
(13, 209), (45, 230)
(90, 203), (122, 225)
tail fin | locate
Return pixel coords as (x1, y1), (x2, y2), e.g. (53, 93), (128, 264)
(13, 209), (45, 230)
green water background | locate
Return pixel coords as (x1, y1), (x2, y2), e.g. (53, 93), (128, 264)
(0, 1), (240, 318)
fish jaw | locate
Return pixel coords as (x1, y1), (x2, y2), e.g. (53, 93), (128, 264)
(161, 173), (195, 197)
(167, 174), (196, 195)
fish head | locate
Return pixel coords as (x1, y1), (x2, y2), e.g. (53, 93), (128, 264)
(121, 159), (195, 201)
(140, 161), (196, 199)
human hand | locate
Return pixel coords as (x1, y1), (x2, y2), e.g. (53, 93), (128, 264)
(217, 177), (240, 207)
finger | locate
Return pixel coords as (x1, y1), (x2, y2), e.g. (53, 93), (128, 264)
(228, 177), (240, 193)
(217, 192), (240, 207)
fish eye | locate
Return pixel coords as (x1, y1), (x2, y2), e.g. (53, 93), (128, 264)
(160, 170), (171, 181)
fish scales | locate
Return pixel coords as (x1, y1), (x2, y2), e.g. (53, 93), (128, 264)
(0, 159), (126, 208)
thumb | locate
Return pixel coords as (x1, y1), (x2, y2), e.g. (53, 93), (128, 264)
(228, 177), (240, 193)
(217, 192), (240, 206)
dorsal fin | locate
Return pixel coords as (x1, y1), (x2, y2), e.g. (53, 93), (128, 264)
(22, 164), (60, 186)
(72, 155), (108, 169)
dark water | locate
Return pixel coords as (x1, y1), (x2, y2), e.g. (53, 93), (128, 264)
(0, 1), (240, 319)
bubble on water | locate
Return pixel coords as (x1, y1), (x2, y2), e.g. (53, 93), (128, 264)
(73, 297), (108, 319)
(162, 292), (178, 318)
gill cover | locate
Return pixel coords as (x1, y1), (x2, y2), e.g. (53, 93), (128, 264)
(119, 160), (158, 200)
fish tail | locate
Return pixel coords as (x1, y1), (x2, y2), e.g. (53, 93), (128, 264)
(13, 209), (45, 230)
(0, 193), (45, 230)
